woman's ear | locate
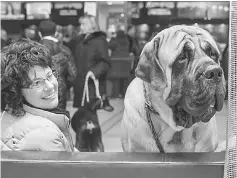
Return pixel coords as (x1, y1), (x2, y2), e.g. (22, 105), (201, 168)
(135, 38), (166, 88)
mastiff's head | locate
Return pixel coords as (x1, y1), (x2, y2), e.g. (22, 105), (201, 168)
(136, 25), (226, 129)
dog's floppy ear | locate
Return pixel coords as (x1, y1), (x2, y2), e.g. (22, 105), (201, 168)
(135, 38), (166, 89)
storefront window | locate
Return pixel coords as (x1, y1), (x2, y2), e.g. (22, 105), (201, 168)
(1, 2), (25, 20)
(177, 2), (207, 19)
(207, 2), (229, 19)
(25, 2), (52, 20)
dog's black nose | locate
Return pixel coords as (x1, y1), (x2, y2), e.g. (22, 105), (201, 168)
(204, 66), (222, 81)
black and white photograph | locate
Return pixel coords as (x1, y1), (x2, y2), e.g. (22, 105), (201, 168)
(1, 1), (236, 178)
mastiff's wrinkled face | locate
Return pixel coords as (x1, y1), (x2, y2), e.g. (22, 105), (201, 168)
(135, 25), (226, 129)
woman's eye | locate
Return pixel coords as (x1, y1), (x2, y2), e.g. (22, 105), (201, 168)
(33, 80), (41, 86)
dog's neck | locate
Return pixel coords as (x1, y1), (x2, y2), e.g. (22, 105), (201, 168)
(143, 82), (184, 132)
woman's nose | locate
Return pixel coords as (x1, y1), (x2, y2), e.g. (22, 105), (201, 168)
(43, 80), (54, 91)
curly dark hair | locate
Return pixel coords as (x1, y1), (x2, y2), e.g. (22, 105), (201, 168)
(1, 38), (53, 117)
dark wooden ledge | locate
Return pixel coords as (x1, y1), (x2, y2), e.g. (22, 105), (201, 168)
(1, 151), (225, 178)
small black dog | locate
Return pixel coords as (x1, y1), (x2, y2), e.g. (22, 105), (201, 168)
(71, 98), (104, 152)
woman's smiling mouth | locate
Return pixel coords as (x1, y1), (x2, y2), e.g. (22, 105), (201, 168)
(43, 93), (55, 99)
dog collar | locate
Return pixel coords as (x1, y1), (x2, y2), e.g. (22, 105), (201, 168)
(145, 101), (160, 115)
(143, 82), (164, 153)
(143, 82), (160, 116)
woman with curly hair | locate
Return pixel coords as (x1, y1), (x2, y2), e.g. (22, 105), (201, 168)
(1, 39), (75, 151)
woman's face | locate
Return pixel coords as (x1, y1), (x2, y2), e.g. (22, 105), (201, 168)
(79, 18), (90, 34)
(128, 27), (135, 37)
(55, 32), (63, 43)
(24, 28), (36, 40)
(138, 31), (147, 40)
(21, 66), (59, 109)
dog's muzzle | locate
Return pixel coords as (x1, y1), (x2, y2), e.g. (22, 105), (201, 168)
(172, 63), (225, 129)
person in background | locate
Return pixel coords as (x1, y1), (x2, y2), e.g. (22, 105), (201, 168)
(136, 24), (149, 50)
(127, 24), (136, 54)
(38, 20), (76, 109)
(1, 28), (8, 49)
(108, 24), (130, 58)
(108, 24), (131, 98)
(55, 29), (77, 101)
(1, 39), (75, 151)
(63, 24), (78, 48)
(106, 25), (117, 43)
(56, 25), (63, 34)
(68, 14), (114, 112)
(23, 25), (41, 42)
(131, 24), (149, 74)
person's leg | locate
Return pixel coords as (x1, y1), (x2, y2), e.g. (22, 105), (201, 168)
(99, 77), (114, 112)
(58, 79), (67, 109)
(112, 79), (119, 98)
(72, 77), (84, 108)
(118, 78), (124, 98)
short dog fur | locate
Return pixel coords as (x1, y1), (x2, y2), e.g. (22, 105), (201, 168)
(71, 98), (104, 152)
(121, 25), (226, 152)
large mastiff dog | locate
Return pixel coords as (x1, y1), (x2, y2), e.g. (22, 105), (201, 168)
(121, 25), (226, 152)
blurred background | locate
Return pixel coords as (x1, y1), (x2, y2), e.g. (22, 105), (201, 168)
(1, 1), (229, 49)
(1, 1), (230, 152)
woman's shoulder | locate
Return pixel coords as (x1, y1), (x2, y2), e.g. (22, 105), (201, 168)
(89, 31), (107, 41)
(1, 110), (70, 151)
(93, 31), (106, 37)
(1, 111), (65, 150)
(1, 110), (60, 136)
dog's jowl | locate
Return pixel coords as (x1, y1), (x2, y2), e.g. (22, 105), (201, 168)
(121, 25), (226, 153)
(71, 98), (104, 152)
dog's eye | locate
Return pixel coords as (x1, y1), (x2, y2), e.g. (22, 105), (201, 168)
(209, 51), (216, 59)
(205, 46), (218, 61)
(175, 52), (188, 69)
(178, 53), (188, 63)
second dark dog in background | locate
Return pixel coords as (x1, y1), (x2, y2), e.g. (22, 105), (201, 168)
(71, 98), (104, 152)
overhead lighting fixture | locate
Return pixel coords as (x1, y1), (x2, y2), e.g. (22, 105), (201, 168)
(206, 24), (212, 30)
(224, 6), (229, 12)
(212, 5), (217, 10)
(218, 5), (223, 10)
(107, 2), (112, 5)
(220, 23), (225, 27)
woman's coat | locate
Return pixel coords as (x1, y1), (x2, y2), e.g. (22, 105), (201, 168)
(1, 105), (75, 151)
